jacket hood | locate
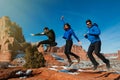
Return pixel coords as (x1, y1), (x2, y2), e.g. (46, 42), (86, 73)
(93, 23), (98, 27)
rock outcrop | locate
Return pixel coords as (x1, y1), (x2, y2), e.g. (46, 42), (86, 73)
(118, 50), (120, 60)
(0, 16), (25, 62)
(49, 45), (120, 61)
(48, 45), (87, 60)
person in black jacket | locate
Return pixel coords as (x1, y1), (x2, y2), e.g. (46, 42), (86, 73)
(31, 27), (57, 52)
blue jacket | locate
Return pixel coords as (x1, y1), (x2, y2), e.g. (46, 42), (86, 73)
(61, 19), (79, 42)
(85, 23), (101, 43)
(63, 28), (79, 42)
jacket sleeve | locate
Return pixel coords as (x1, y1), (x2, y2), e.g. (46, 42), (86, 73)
(61, 19), (65, 25)
(71, 30), (80, 42)
(89, 26), (101, 36)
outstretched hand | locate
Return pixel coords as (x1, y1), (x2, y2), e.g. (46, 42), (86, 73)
(78, 41), (82, 45)
(30, 33), (35, 36)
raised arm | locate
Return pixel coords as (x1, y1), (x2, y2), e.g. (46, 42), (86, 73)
(61, 16), (65, 25)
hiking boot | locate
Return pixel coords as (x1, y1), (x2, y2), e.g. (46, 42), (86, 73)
(106, 60), (110, 70)
(93, 63), (99, 70)
(76, 57), (80, 63)
(68, 62), (73, 67)
(44, 49), (47, 52)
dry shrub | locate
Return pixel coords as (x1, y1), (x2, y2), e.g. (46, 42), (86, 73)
(24, 44), (46, 68)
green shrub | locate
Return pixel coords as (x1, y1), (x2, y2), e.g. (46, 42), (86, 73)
(24, 44), (46, 68)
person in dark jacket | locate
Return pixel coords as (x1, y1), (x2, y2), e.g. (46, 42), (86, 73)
(84, 19), (110, 70)
(61, 16), (81, 67)
(31, 27), (57, 52)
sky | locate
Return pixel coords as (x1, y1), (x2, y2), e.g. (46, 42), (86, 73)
(0, 0), (120, 53)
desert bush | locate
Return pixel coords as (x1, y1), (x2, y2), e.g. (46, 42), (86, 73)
(24, 44), (46, 68)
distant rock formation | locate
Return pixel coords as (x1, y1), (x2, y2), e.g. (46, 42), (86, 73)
(47, 45), (120, 60)
(0, 16), (25, 62)
(118, 50), (120, 60)
(48, 45), (87, 60)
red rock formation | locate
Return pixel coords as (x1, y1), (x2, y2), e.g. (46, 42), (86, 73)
(0, 16), (25, 62)
(117, 50), (120, 60)
(49, 45), (87, 60)
(71, 45), (87, 60)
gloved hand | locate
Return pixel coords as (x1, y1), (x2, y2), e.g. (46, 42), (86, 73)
(78, 41), (82, 45)
(84, 34), (88, 38)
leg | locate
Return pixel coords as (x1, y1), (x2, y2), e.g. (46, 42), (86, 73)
(64, 40), (72, 63)
(46, 46), (51, 52)
(50, 42), (57, 47)
(69, 41), (80, 63)
(70, 52), (80, 63)
(37, 40), (51, 48)
(64, 40), (74, 66)
(94, 41), (110, 69)
(87, 43), (99, 70)
(67, 41), (79, 59)
(67, 41), (80, 62)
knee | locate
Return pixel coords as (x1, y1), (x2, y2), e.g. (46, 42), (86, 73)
(64, 50), (70, 54)
(94, 51), (100, 55)
(95, 52), (99, 55)
(37, 42), (42, 47)
(87, 52), (92, 57)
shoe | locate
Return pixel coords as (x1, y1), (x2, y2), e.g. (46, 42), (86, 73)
(106, 60), (110, 70)
(76, 57), (80, 63)
(44, 49), (47, 52)
(68, 62), (73, 67)
(93, 63), (99, 70)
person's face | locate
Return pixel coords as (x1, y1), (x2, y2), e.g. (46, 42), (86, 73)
(64, 25), (69, 30)
(86, 22), (92, 28)
(44, 29), (49, 33)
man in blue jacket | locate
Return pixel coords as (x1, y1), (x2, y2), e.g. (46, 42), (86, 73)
(84, 20), (110, 70)
(61, 16), (81, 67)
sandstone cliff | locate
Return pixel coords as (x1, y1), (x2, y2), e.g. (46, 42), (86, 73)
(0, 16), (25, 62)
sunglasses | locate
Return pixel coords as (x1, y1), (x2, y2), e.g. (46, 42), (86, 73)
(86, 23), (91, 25)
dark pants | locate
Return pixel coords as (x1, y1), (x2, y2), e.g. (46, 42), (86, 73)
(64, 40), (79, 63)
(87, 41), (109, 66)
(37, 40), (57, 52)
(37, 40), (53, 47)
